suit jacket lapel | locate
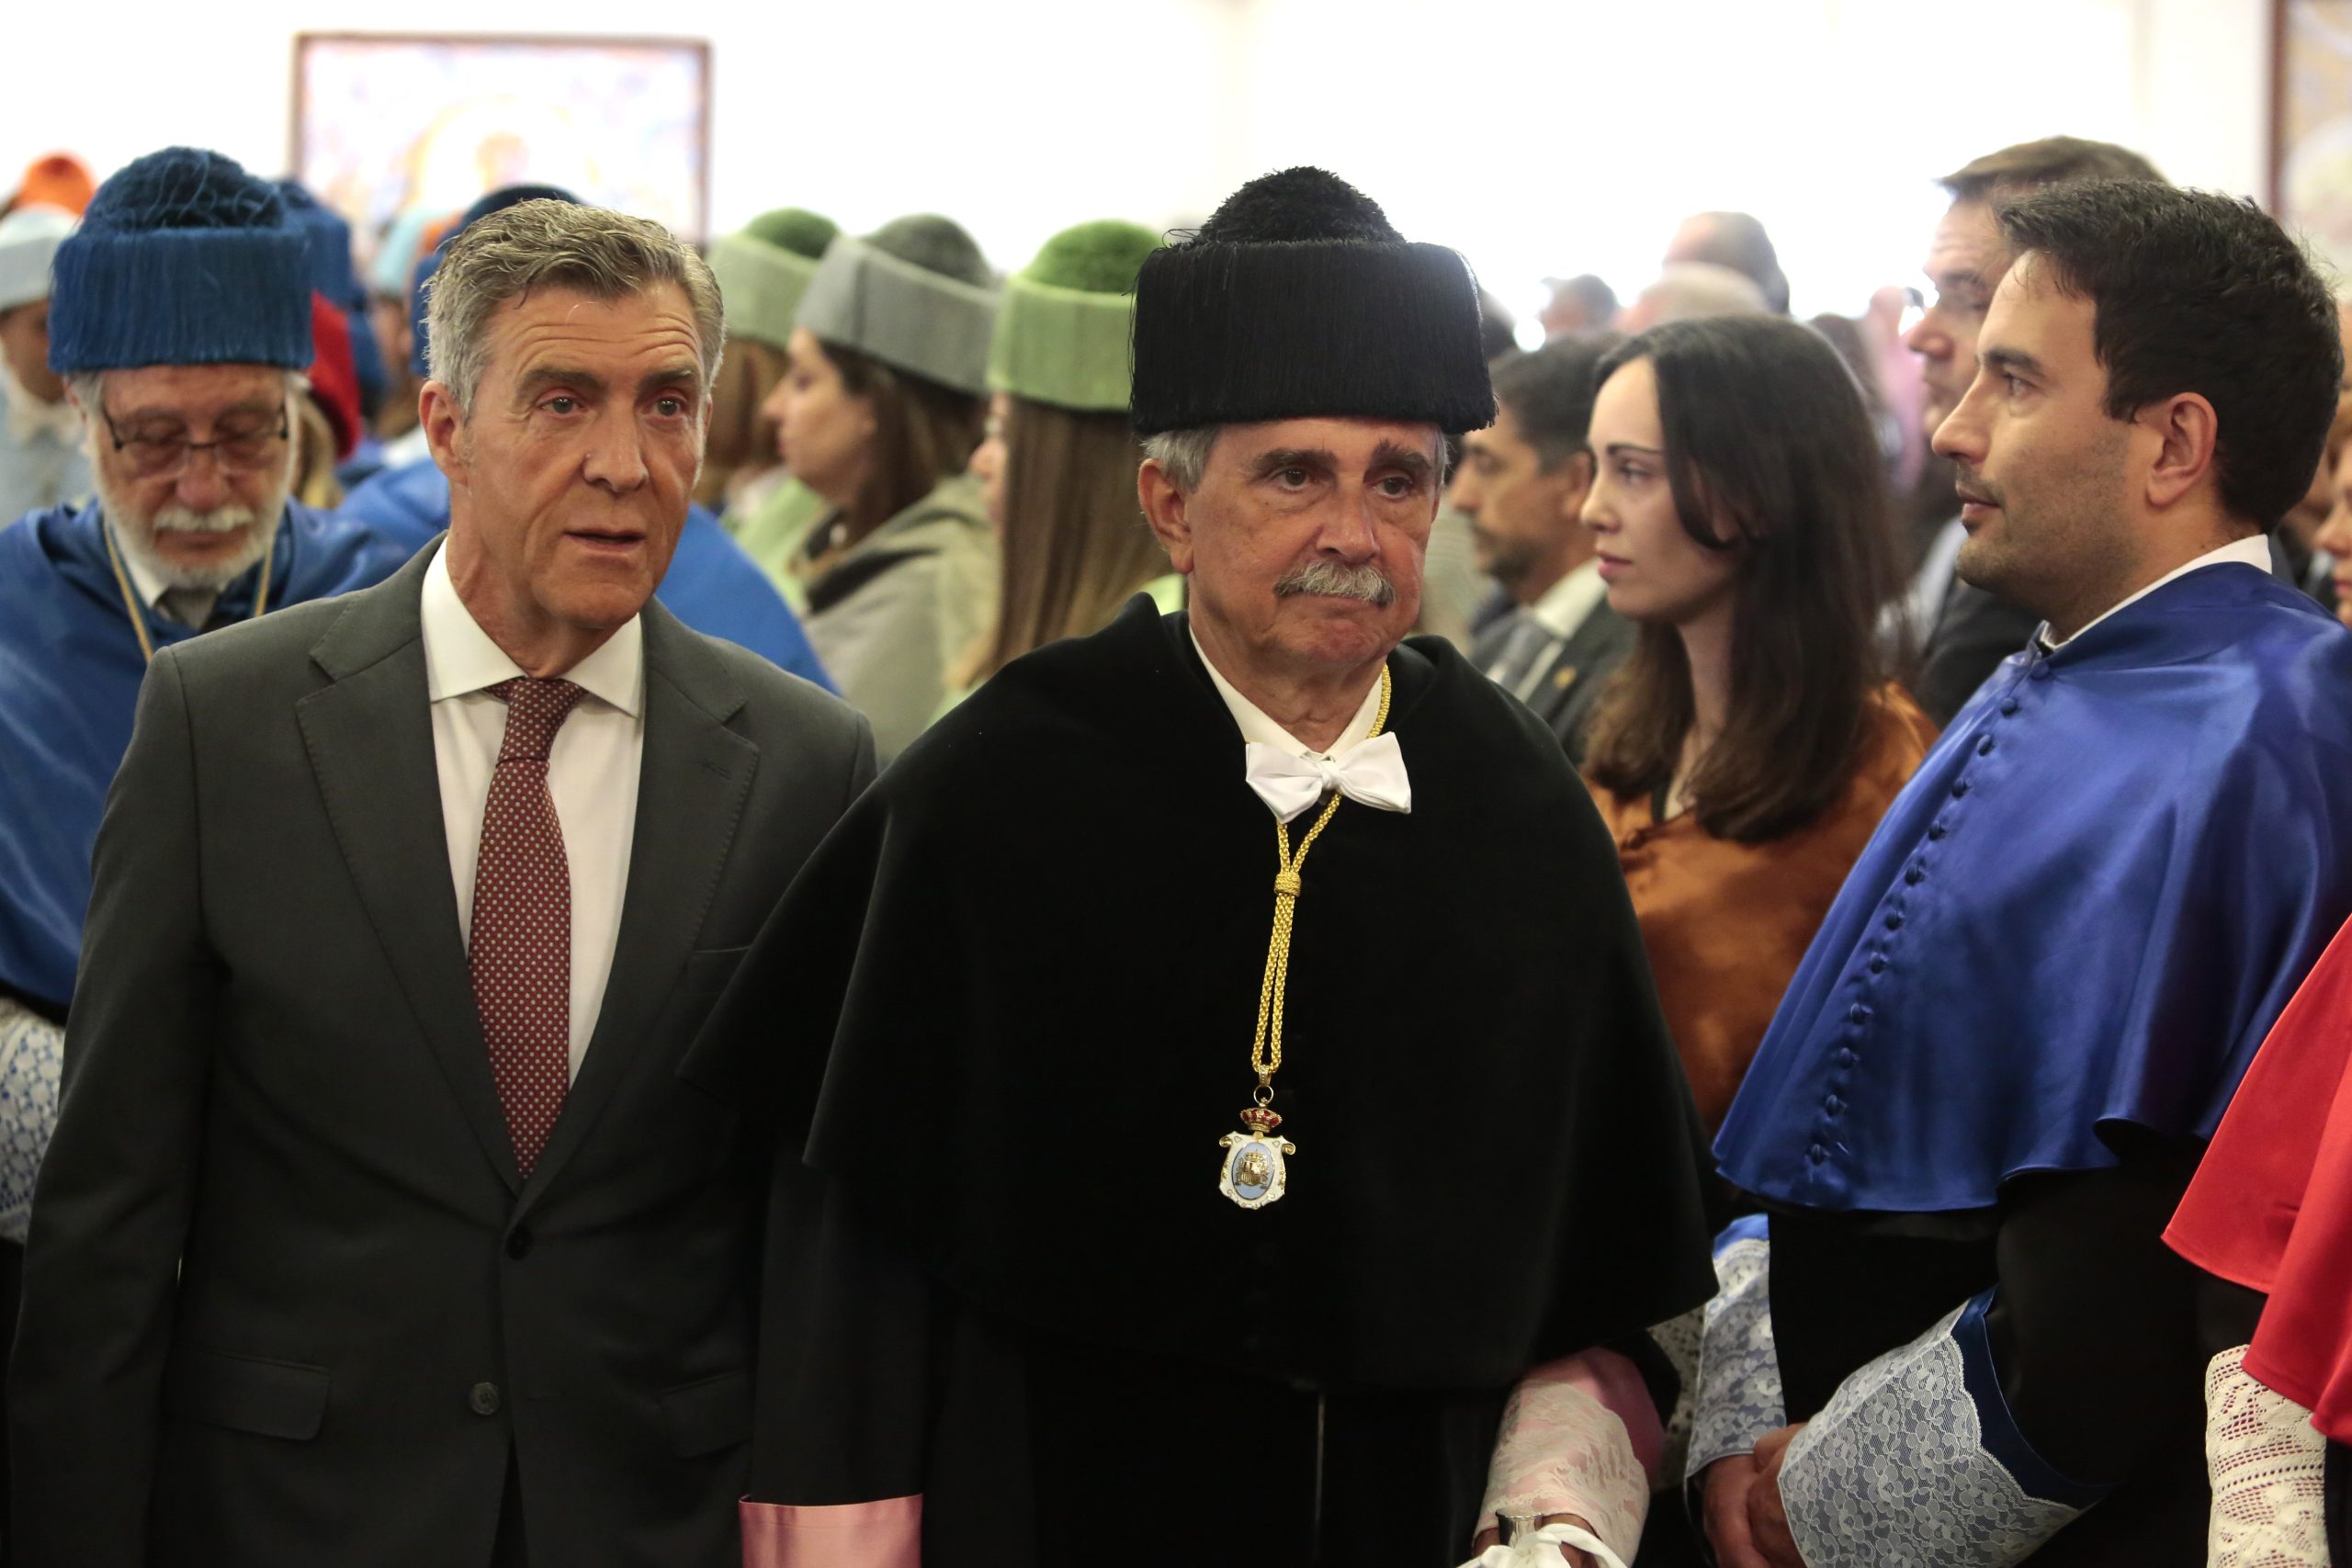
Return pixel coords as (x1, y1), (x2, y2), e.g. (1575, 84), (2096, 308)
(519, 604), (758, 1208)
(1531, 603), (1632, 728)
(295, 546), (522, 1193)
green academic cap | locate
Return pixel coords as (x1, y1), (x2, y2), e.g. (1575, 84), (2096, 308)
(707, 207), (840, 351)
(793, 212), (998, 395)
(987, 219), (1161, 414)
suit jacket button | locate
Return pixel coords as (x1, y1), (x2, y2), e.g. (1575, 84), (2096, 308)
(469, 1382), (502, 1416)
(506, 1227), (533, 1260)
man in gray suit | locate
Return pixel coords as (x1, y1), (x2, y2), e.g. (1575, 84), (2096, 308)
(12, 199), (872, 1567)
(1453, 335), (1635, 761)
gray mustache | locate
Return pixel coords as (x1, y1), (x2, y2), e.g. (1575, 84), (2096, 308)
(1274, 558), (1396, 607)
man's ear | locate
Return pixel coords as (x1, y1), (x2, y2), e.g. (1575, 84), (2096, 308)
(1138, 459), (1196, 575)
(2137, 391), (2219, 512)
(419, 380), (468, 488)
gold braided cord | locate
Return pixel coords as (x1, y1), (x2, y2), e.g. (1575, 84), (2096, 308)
(1248, 664), (1394, 1091)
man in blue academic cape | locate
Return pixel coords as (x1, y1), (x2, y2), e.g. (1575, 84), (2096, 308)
(1690, 183), (2352, 1568)
(339, 185), (832, 690)
(0, 149), (412, 1243)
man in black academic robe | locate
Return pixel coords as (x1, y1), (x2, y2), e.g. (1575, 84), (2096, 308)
(686, 167), (1715, 1568)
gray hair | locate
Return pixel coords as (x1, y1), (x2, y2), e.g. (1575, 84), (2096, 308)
(1140, 425), (1222, 492)
(424, 198), (725, 412)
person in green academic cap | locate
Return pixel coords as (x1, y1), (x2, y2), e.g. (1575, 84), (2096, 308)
(772, 214), (1000, 761)
(706, 208), (837, 585)
(952, 219), (1180, 701)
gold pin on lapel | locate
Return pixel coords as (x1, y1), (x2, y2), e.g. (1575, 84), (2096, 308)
(1552, 666), (1579, 689)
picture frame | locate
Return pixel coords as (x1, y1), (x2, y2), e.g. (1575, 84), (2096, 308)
(290, 31), (711, 261)
(2274, 0), (2352, 279)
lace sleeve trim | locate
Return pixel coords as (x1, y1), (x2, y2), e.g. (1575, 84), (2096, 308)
(2207, 1343), (2329, 1567)
(1687, 1215), (1783, 1480)
(1776, 1298), (2085, 1568)
(0, 997), (64, 1245)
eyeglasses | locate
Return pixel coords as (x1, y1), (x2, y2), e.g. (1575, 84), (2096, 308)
(100, 401), (291, 479)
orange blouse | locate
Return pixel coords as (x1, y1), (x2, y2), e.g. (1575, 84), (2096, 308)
(1591, 691), (1938, 1135)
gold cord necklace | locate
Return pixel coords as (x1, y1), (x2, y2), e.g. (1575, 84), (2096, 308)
(100, 516), (276, 664)
(1218, 664), (1393, 1210)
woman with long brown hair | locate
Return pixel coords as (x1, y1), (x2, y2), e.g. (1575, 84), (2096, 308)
(956, 220), (1176, 695)
(702, 207), (837, 535)
(768, 214), (1001, 761)
(1581, 313), (1936, 1133)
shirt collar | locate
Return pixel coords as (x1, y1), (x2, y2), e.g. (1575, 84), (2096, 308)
(1525, 558), (1610, 641)
(422, 541), (644, 716)
(2038, 534), (2276, 651)
(1191, 627), (1385, 761)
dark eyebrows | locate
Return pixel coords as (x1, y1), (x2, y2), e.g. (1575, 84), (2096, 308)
(1603, 442), (1663, 457)
(1369, 440), (1436, 479)
(514, 366), (606, 401)
(1248, 446), (1336, 479)
(639, 364), (701, 398)
(1980, 345), (2045, 379)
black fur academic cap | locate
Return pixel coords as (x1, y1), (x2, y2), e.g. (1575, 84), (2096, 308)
(1128, 166), (1495, 436)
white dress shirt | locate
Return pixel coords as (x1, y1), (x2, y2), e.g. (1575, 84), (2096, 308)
(2041, 534), (2276, 650)
(1193, 628), (1385, 761)
(422, 543), (645, 1077)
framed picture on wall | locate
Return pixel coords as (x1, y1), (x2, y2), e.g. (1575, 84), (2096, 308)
(2276, 0), (2352, 278)
(291, 31), (710, 267)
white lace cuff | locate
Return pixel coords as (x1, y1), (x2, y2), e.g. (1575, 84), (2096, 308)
(2207, 1343), (2329, 1567)
(0, 997), (64, 1244)
(1687, 1215), (1783, 1479)
(1777, 1292), (2097, 1568)
(1477, 1349), (1653, 1562)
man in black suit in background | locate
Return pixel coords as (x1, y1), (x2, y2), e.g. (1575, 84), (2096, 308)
(12, 197), (871, 1567)
(1454, 334), (1635, 762)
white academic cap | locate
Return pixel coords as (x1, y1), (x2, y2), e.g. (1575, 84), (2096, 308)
(0, 206), (75, 314)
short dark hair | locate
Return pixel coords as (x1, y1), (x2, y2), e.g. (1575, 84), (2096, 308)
(1996, 181), (2344, 529)
(1488, 334), (1621, 471)
(1585, 316), (1898, 842)
(1677, 212), (1789, 314)
(1939, 137), (2165, 203)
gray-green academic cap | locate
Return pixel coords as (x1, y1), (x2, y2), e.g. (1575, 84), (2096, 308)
(987, 219), (1161, 414)
(707, 208), (838, 351)
(794, 214), (1000, 396)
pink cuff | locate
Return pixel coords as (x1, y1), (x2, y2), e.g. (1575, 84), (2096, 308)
(741, 1495), (921, 1568)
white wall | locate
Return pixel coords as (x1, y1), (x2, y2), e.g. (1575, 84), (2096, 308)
(1, 0), (2272, 321)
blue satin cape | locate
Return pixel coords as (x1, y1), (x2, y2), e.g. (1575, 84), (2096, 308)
(338, 458), (833, 691)
(1715, 564), (2352, 1212)
(0, 501), (412, 1010)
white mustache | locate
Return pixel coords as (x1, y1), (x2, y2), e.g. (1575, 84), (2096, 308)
(150, 504), (258, 536)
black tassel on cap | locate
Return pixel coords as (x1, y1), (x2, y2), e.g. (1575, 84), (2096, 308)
(1130, 166), (1496, 436)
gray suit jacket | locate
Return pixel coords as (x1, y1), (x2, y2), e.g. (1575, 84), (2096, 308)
(1469, 599), (1638, 764)
(11, 545), (874, 1568)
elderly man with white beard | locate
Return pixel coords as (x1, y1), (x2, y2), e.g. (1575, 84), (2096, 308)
(0, 148), (407, 1253)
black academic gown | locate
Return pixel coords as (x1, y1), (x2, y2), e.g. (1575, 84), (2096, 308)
(685, 597), (1716, 1567)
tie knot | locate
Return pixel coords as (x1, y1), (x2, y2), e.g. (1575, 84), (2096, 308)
(491, 677), (586, 760)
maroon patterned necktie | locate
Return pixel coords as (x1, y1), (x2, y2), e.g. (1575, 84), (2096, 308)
(469, 677), (586, 1179)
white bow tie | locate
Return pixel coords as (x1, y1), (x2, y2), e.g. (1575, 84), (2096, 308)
(1242, 733), (1413, 823)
